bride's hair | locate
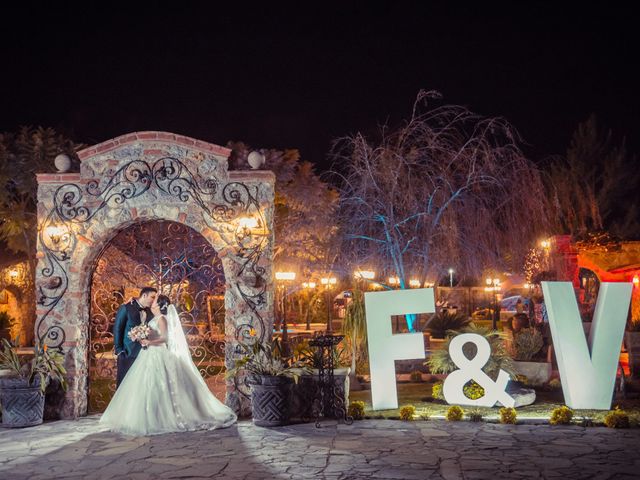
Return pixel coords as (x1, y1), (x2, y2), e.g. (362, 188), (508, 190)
(156, 295), (171, 315)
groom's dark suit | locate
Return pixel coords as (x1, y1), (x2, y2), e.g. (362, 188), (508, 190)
(113, 300), (152, 387)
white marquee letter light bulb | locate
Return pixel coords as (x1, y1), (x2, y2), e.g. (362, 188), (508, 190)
(542, 281), (631, 410)
(364, 288), (434, 410)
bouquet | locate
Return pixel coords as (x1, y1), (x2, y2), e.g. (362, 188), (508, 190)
(128, 324), (151, 349)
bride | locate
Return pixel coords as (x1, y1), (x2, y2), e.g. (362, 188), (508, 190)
(100, 295), (237, 435)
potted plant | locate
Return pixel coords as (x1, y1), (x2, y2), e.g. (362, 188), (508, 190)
(0, 311), (16, 342)
(425, 311), (471, 351)
(625, 319), (640, 378)
(0, 339), (67, 427)
(290, 339), (351, 420)
(226, 339), (308, 427)
(511, 327), (551, 386)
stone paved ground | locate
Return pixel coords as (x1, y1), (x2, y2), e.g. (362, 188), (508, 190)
(1, 416), (640, 479)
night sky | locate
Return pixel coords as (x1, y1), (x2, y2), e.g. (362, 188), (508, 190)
(1, 3), (637, 170)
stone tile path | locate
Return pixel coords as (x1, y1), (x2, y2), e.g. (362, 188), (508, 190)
(1, 416), (639, 479)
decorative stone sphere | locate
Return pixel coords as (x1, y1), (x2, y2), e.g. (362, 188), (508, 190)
(247, 151), (265, 170)
(54, 153), (72, 173)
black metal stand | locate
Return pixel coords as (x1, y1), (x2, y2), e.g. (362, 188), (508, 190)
(309, 332), (353, 427)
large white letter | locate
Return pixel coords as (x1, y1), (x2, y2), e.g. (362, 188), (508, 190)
(542, 281), (631, 409)
(442, 333), (515, 408)
(365, 288), (434, 410)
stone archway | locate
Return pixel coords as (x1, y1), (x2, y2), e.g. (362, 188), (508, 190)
(35, 132), (275, 418)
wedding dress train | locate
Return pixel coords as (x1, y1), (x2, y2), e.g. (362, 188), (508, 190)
(100, 309), (236, 436)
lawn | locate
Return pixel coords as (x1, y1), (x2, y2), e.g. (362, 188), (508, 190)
(350, 381), (640, 425)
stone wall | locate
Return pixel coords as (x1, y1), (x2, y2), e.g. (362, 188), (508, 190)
(35, 132), (275, 418)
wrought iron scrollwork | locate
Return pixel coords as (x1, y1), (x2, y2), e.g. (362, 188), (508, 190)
(37, 156), (270, 367)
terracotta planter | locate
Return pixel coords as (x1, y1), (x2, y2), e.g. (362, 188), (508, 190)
(512, 360), (552, 386)
(626, 331), (640, 378)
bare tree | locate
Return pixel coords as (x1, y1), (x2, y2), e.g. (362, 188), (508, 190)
(331, 91), (549, 330)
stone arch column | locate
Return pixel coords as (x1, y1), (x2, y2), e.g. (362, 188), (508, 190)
(35, 132), (275, 418)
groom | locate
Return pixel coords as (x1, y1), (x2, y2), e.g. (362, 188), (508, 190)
(113, 286), (157, 387)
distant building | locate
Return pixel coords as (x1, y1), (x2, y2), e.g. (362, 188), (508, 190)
(550, 234), (640, 321)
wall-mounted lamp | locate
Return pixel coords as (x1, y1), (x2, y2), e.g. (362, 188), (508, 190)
(44, 224), (71, 259)
(46, 225), (66, 245)
(238, 216), (259, 230)
(236, 215), (266, 241)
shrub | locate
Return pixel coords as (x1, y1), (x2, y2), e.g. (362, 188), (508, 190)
(549, 406), (573, 425)
(446, 405), (464, 421)
(426, 312), (471, 339)
(499, 407), (517, 424)
(467, 407), (484, 422)
(546, 378), (562, 390)
(514, 374), (529, 385)
(356, 358), (370, 376)
(426, 325), (515, 377)
(348, 401), (366, 420)
(419, 408), (432, 420)
(410, 370), (423, 382)
(513, 328), (544, 361)
(431, 381), (444, 400)
(463, 380), (485, 400)
(604, 407), (630, 429)
(399, 405), (416, 421)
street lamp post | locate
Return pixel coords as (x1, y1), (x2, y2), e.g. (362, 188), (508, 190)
(321, 276), (337, 333)
(302, 281), (317, 331)
(275, 271), (296, 357)
(485, 277), (501, 330)
(448, 268), (454, 288)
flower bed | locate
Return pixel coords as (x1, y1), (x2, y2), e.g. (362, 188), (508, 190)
(349, 381), (640, 426)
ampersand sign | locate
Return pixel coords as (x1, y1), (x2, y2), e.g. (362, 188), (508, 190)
(442, 333), (515, 408)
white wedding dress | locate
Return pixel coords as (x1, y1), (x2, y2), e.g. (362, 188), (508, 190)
(100, 306), (237, 436)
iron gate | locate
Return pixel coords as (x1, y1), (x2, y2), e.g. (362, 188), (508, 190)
(88, 220), (226, 412)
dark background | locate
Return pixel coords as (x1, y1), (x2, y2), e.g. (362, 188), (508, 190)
(1, 2), (637, 169)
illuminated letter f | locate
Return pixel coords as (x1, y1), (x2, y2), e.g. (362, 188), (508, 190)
(365, 288), (435, 410)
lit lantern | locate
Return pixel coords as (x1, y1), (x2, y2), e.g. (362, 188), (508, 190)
(633, 275), (639, 288)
